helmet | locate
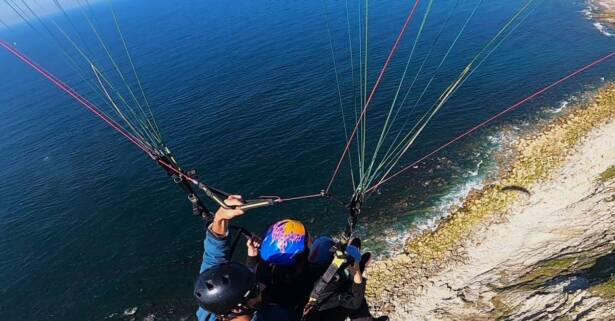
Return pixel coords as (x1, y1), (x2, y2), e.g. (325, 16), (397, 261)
(308, 236), (335, 266)
(260, 219), (308, 266)
(194, 262), (257, 315)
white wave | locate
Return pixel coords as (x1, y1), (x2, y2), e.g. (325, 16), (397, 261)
(549, 100), (570, 113)
(593, 22), (615, 37)
(123, 307), (138, 316)
(468, 159), (483, 177)
(585, 2), (615, 37)
(377, 227), (413, 256)
(487, 129), (518, 148)
(414, 215), (444, 234)
(487, 135), (501, 145)
(561, 100), (569, 109)
(440, 178), (484, 210)
(414, 177), (486, 234)
(371, 176), (487, 257)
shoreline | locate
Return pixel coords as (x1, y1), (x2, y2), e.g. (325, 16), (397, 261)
(588, 0), (615, 29)
(367, 82), (615, 319)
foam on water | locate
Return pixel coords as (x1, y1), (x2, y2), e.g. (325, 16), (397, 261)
(368, 177), (486, 257)
(593, 22), (614, 37)
(372, 162), (490, 257)
(467, 159), (483, 177)
(549, 99), (570, 113)
(421, 177), (486, 229)
(583, 4), (615, 37)
(3, 0), (615, 319)
(369, 121), (525, 257)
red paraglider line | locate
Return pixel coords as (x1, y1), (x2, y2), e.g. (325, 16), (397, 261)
(0, 39), (325, 206)
(366, 50), (615, 194)
(325, 0), (422, 194)
(4, 41), (614, 208)
(0, 39), (155, 158)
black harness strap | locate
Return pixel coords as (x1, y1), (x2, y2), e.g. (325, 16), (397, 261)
(302, 249), (348, 320)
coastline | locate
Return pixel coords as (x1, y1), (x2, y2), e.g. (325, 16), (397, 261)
(367, 83), (615, 320)
(588, 0), (615, 30)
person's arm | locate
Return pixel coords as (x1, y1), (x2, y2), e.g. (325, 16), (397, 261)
(338, 262), (366, 310)
(199, 195), (245, 273)
(350, 261), (363, 284)
(317, 255), (366, 312)
(245, 236), (261, 272)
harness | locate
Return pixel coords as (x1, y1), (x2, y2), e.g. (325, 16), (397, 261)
(300, 190), (365, 320)
(158, 148), (366, 320)
(301, 248), (349, 320)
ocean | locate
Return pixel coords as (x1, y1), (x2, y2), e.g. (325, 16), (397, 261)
(1, 0), (615, 320)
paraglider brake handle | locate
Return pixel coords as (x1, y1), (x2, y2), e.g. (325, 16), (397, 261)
(196, 181), (276, 211)
(236, 198), (276, 211)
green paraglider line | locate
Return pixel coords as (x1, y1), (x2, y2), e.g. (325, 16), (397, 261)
(326, 0), (423, 194)
(366, 50), (615, 194)
(0, 39), (324, 211)
(0, 39), (155, 157)
(2, 1), (615, 226)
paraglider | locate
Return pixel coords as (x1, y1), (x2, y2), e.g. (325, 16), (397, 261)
(2, 0), (615, 320)
(1, 0), (613, 242)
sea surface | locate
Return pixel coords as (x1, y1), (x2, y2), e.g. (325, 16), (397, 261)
(1, 0), (615, 320)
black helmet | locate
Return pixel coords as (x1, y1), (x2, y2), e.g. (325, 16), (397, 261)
(194, 262), (258, 315)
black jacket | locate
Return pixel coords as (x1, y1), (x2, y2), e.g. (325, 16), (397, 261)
(304, 269), (366, 321)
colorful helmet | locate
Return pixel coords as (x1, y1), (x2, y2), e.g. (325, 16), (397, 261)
(308, 236), (335, 266)
(260, 219), (308, 266)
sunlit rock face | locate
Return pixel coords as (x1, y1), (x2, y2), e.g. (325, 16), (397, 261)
(365, 85), (615, 321)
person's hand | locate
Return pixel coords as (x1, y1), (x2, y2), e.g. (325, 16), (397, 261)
(247, 236), (262, 257)
(214, 195), (245, 220)
(211, 195), (244, 236)
(348, 260), (362, 284)
(345, 244), (363, 284)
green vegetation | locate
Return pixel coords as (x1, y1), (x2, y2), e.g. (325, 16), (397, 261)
(518, 256), (588, 288)
(366, 84), (615, 305)
(599, 165), (615, 182)
(591, 274), (615, 299)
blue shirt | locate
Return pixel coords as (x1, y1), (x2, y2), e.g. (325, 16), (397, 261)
(196, 227), (301, 321)
(197, 227), (232, 321)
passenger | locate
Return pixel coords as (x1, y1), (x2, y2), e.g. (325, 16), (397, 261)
(248, 219), (316, 320)
(193, 196), (300, 321)
(302, 237), (388, 321)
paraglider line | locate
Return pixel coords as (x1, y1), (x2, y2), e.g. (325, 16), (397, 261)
(0, 39), (155, 157)
(325, 0), (422, 194)
(0, 39), (327, 210)
(366, 50), (615, 193)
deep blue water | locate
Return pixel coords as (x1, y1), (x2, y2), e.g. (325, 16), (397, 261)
(1, 0), (615, 320)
